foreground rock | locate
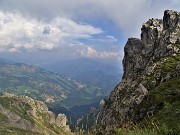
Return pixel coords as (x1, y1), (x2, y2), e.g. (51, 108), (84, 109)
(0, 92), (72, 135)
(96, 10), (180, 135)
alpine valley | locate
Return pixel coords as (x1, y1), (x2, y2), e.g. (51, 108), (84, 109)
(0, 57), (120, 133)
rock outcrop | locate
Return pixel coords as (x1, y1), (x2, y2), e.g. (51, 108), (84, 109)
(96, 10), (180, 135)
(0, 92), (72, 135)
(56, 113), (70, 131)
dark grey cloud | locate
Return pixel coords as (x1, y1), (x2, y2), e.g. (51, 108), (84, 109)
(43, 26), (51, 34)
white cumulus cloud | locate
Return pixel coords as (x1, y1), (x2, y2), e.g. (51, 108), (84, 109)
(0, 11), (103, 53)
(78, 46), (121, 59)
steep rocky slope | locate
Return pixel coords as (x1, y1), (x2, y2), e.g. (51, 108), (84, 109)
(0, 92), (72, 135)
(96, 10), (180, 135)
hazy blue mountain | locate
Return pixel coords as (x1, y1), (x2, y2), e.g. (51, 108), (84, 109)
(74, 70), (121, 95)
(43, 58), (121, 76)
(44, 58), (122, 96)
(0, 58), (15, 64)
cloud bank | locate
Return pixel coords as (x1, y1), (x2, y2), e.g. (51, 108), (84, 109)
(0, 0), (179, 63)
(0, 0), (179, 37)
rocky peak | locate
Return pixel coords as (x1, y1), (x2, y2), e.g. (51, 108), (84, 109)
(96, 10), (180, 135)
(163, 10), (180, 31)
(141, 18), (163, 52)
(123, 10), (180, 80)
(20, 95), (48, 112)
(123, 38), (143, 78)
(123, 19), (164, 79)
(55, 113), (70, 131)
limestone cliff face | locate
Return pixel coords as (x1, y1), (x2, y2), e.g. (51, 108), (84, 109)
(0, 92), (72, 135)
(96, 10), (180, 134)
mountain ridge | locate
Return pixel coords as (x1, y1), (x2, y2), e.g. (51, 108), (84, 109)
(0, 92), (72, 135)
(43, 58), (121, 76)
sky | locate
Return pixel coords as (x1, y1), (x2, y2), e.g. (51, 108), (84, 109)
(0, 0), (179, 66)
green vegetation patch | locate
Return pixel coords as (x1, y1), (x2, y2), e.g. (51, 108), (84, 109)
(0, 127), (43, 135)
(154, 54), (180, 74)
(0, 112), (8, 123)
(115, 127), (158, 135)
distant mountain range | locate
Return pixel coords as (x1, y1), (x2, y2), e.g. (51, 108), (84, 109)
(43, 58), (122, 96)
(43, 58), (121, 76)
